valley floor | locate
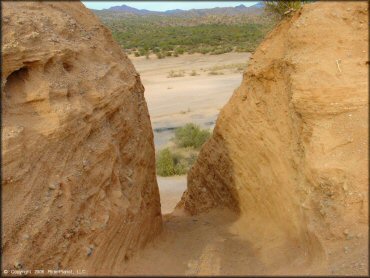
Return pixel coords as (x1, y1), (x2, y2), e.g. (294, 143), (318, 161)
(130, 52), (250, 148)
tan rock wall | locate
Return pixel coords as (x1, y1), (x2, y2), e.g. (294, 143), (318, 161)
(2, 2), (161, 274)
(179, 1), (368, 271)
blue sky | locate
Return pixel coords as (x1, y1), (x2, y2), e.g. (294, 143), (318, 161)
(82, 1), (259, 11)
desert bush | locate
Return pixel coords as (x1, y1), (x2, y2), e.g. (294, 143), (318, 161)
(175, 47), (185, 55)
(208, 70), (224, 75)
(210, 46), (233, 55)
(156, 148), (187, 176)
(174, 123), (211, 149)
(265, 1), (303, 18)
(138, 48), (147, 56)
(167, 70), (185, 78)
(189, 70), (198, 76)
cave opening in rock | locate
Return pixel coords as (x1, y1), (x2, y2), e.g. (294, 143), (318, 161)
(129, 52), (251, 214)
(3, 66), (29, 99)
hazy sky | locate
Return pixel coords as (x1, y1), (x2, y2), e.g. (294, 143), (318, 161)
(82, 1), (259, 11)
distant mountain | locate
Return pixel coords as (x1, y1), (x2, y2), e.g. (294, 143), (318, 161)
(99, 3), (265, 16)
(164, 9), (187, 15)
(105, 4), (158, 15)
(251, 2), (265, 9)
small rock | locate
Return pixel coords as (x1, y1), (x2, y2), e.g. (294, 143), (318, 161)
(87, 245), (94, 257)
(343, 229), (349, 235)
(127, 169), (133, 177)
(14, 262), (23, 269)
(49, 182), (60, 190)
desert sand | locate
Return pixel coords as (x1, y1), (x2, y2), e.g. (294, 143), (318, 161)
(130, 52), (250, 148)
(156, 176), (187, 214)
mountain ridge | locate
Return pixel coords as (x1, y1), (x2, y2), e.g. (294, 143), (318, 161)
(95, 2), (264, 15)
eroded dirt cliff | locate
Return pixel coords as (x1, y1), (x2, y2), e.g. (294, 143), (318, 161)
(178, 1), (368, 274)
(2, 1), (161, 274)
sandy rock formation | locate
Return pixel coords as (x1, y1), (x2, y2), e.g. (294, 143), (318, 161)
(2, 1), (161, 274)
(178, 2), (368, 273)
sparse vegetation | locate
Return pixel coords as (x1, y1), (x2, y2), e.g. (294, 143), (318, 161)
(96, 13), (274, 58)
(156, 123), (211, 176)
(168, 70), (185, 78)
(208, 63), (247, 72)
(190, 70), (198, 76)
(265, 1), (304, 19)
(156, 148), (187, 176)
(173, 123), (211, 149)
(208, 70), (224, 75)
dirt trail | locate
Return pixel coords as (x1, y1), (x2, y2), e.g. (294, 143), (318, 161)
(120, 209), (267, 276)
(119, 206), (368, 276)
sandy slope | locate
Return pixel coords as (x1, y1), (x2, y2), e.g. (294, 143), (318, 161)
(123, 2), (368, 276)
(177, 1), (368, 275)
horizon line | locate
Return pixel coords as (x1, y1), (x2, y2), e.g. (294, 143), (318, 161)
(82, 1), (260, 12)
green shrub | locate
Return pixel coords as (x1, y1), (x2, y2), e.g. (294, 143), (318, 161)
(189, 70), (198, 76)
(265, 1), (303, 18)
(174, 123), (211, 149)
(175, 47), (185, 55)
(208, 70), (224, 75)
(156, 148), (187, 176)
(138, 48), (147, 56)
(167, 70), (185, 78)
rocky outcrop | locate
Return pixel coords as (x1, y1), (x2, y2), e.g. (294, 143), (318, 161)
(178, 2), (368, 272)
(2, 2), (161, 274)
